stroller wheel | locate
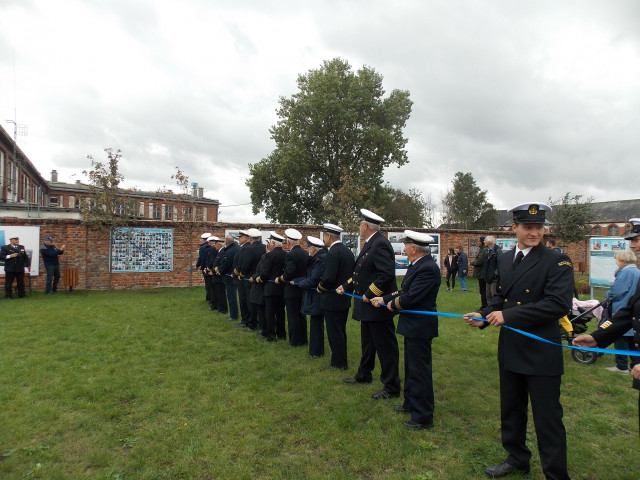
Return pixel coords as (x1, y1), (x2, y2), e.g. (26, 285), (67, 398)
(572, 348), (598, 365)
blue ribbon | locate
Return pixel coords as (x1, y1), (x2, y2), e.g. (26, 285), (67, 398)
(342, 292), (640, 358)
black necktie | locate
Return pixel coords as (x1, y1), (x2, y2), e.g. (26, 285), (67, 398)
(513, 251), (524, 269)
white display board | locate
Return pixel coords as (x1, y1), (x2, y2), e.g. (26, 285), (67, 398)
(589, 237), (630, 288)
(0, 225), (41, 275)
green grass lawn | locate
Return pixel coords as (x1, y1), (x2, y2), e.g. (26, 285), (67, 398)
(0, 278), (637, 479)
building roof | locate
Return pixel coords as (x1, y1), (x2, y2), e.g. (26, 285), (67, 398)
(49, 181), (220, 204)
(497, 199), (640, 227)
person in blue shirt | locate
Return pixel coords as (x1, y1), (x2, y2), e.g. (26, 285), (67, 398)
(40, 236), (65, 294)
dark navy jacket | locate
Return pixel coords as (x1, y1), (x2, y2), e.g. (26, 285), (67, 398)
(382, 254), (440, 339)
(40, 244), (64, 267)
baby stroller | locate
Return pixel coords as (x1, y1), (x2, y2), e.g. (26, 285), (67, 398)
(560, 300), (606, 364)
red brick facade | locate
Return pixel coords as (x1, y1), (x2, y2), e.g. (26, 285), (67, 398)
(1, 217), (590, 292)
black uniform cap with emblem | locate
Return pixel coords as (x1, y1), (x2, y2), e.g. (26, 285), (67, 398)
(507, 202), (552, 224)
(623, 218), (640, 240)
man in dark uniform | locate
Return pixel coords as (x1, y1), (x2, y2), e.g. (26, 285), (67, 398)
(2, 235), (31, 299)
(257, 232), (287, 342)
(233, 230), (251, 327)
(218, 235), (239, 322)
(574, 217), (640, 434)
(295, 236), (327, 359)
(196, 232), (212, 302)
(277, 228), (308, 347)
(318, 223), (354, 370)
(210, 237), (227, 315)
(236, 228), (265, 331)
(372, 230), (440, 430)
(204, 236), (219, 310)
(337, 208), (401, 400)
(464, 203), (574, 480)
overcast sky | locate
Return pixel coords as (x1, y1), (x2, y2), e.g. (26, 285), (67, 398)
(2, 0), (639, 223)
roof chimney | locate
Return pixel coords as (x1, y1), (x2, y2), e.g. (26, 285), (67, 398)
(51, 170), (58, 182)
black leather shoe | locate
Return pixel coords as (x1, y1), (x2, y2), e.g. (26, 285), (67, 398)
(484, 462), (529, 478)
(343, 377), (372, 384)
(403, 420), (433, 430)
(371, 390), (399, 400)
(328, 366), (348, 371)
(393, 405), (410, 414)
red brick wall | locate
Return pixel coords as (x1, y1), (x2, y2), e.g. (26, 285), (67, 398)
(1, 218), (590, 291)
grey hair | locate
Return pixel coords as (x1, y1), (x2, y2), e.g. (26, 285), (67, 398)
(485, 235), (496, 245)
(363, 220), (380, 232)
(614, 249), (637, 264)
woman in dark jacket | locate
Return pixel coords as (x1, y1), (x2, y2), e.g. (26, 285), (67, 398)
(443, 248), (458, 291)
(294, 236), (327, 358)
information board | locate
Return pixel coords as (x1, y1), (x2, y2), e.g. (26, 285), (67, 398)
(110, 228), (173, 272)
(589, 237), (630, 288)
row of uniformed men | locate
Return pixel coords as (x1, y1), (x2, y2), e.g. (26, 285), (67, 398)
(194, 208), (443, 434)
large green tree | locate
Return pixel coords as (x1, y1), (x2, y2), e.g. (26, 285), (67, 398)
(548, 192), (594, 244)
(379, 185), (435, 228)
(247, 58), (413, 223)
(441, 172), (497, 229)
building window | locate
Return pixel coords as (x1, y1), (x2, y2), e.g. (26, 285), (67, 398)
(164, 205), (173, 220)
(184, 206), (192, 219)
(593, 226), (601, 236)
(139, 201), (145, 217)
(49, 196), (59, 207)
(608, 225), (618, 236)
(153, 204), (161, 219)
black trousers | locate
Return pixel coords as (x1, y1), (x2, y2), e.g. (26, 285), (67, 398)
(213, 281), (227, 313)
(4, 271), (26, 298)
(245, 285), (258, 329)
(252, 303), (266, 333)
(204, 274), (215, 304)
(237, 279), (250, 325)
(285, 297), (307, 347)
(265, 295), (286, 340)
(478, 278), (487, 308)
(403, 337), (434, 425)
(499, 366), (569, 480)
(308, 314), (325, 357)
(445, 270), (457, 289)
(355, 319), (401, 395)
(324, 309), (349, 369)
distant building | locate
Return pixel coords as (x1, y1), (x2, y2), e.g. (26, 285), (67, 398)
(0, 124), (219, 221)
(496, 199), (640, 236)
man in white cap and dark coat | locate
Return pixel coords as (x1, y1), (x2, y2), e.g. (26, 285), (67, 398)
(372, 230), (440, 430)
(2, 235), (31, 299)
(233, 230), (252, 327)
(196, 232), (212, 302)
(337, 208), (401, 400)
(236, 228), (266, 331)
(464, 203), (574, 480)
(258, 232), (287, 342)
(318, 223), (355, 370)
(294, 235), (328, 358)
(574, 217), (640, 436)
(277, 228), (309, 347)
